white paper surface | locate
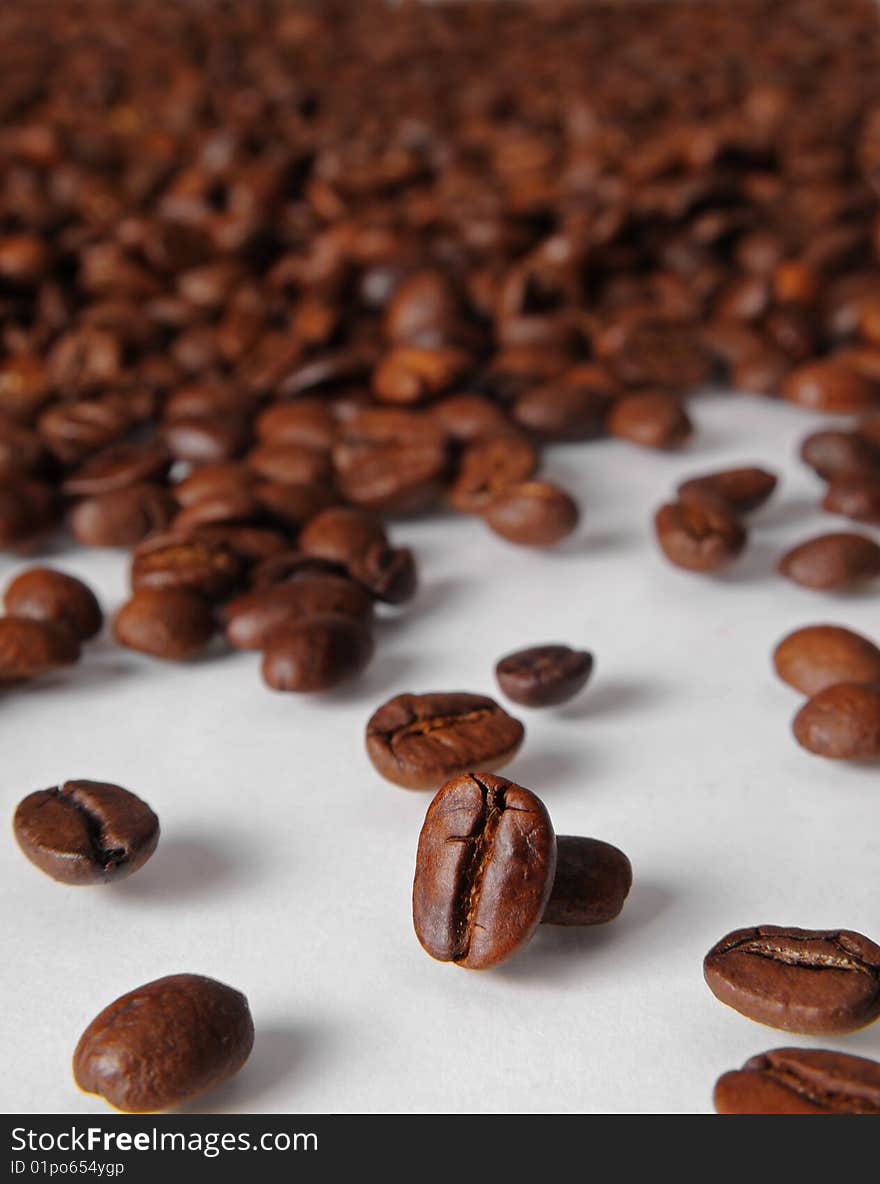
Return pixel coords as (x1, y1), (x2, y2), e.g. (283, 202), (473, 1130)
(2, 390), (879, 1115)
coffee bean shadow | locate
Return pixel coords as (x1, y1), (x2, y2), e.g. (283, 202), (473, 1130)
(504, 747), (587, 794)
(754, 493), (822, 532)
(373, 576), (466, 634)
(493, 877), (674, 984)
(174, 1021), (319, 1113)
(557, 677), (665, 722)
(112, 836), (244, 905)
(554, 528), (635, 559)
(320, 652), (417, 705)
(714, 539), (780, 585)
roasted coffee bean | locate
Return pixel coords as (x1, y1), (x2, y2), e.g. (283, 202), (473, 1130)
(800, 430), (880, 481)
(332, 410), (448, 515)
(429, 394), (513, 442)
(731, 345), (790, 396)
(778, 532), (880, 589)
(190, 525), (289, 565)
(512, 380), (610, 441)
(594, 317), (712, 391)
(224, 575), (372, 649)
(13, 779), (159, 885)
(249, 551), (349, 590)
(254, 400), (336, 451)
(0, 419), (47, 481)
(349, 543), (417, 604)
(0, 480), (58, 548)
(366, 692), (525, 790)
(113, 588), (215, 660)
(0, 617), (81, 681)
(704, 925), (880, 1034)
(714, 1048), (880, 1114)
(384, 268), (461, 345)
(4, 567), (102, 641)
(792, 683), (880, 758)
(774, 624), (880, 695)
(495, 644), (593, 707)
(245, 441), (331, 487)
(541, 836), (632, 927)
(298, 507), (388, 567)
(61, 440), (171, 497)
(483, 481), (578, 547)
(261, 615), (374, 692)
(69, 484), (176, 547)
(171, 488), (263, 533)
(173, 463), (256, 508)
(677, 467), (778, 514)
(130, 533), (244, 601)
(782, 359), (880, 413)
(822, 475), (880, 524)
(412, 773), (556, 969)
(372, 346), (470, 405)
(73, 974), (254, 1112)
(253, 480), (337, 531)
(450, 434), (539, 515)
(654, 499), (747, 572)
(607, 392), (693, 450)
(161, 414), (250, 465)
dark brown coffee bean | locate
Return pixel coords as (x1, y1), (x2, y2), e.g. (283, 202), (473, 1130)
(73, 974), (254, 1112)
(298, 507), (388, 566)
(654, 499), (746, 572)
(783, 359), (880, 413)
(0, 419), (47, 481)
(61, 440), (171, 497)
(412, 772), (555, 969)
(69, 483), (176, 547)
(677, 467), (778, 514)
(349, 543), (417, 605)
(171, 489), (263, 533)
(130, 533), (244, 601)
(332, 409), (448, 514)
(253, 480), (337, 531)
(429, 394), (513, 442)
(161, 414), (250, 465)
(800, 430), (880, 481)
(113, 588), (215, 660)
(607, 392), (693, 450)
(792, 683), (880, 759)
(261, 615), (374, 692)
(512, 380), (610, 441)
(541, 836), (632, 926)
(38, 396), (132, 465)
(704, 925), (880, 1034)
(595, 317), (712, 390)
(245, 441), (331, 486)
(778, 532), (880, 590)
(774, 625), (880, 696)
(0, 355), (51, 422)
(190, 525), (289, 565)
(0, 480), (58, 548)
(450, 434), (539, 515)
(223, 575), (372, 649)
(4, 567), (102, 641)
(255, 400), (336, 451)
(495, 644), (593, 707)
(249, 551), (349, 590)
(483, 481), (578, 547)
(366, 691), (524, 790)
(822, 475), (880, 524)
(13, 779), (159, 885)
(731, 345), (790, 396)
(0, 617), (81, 681)
(714, 1048), (880, 1114)
(172, 463), (256, 508)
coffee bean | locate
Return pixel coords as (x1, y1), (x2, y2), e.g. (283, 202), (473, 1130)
(255, 400), (336, 451)
(245, 441), (331, 486)
(332, 409), (448, 514)
(412, 772), (556, 968)
(822, 475), (880, 524)
(253, 480), (337, 531)
(224, 575), (372, 649)
(782, 359), (880, 413)
(261, 615), (374, 692)
(0, 617), (80, 681)
(249, 551), (349, 590)
(4, 567), (102, 641)
(349, 543), (417, 604)
(190, 525), (289, 566)
(654, 499), (747, 572)
(778, 532), (880, 589)
(792, 683), (880, 758)
(61, 440), (171, 497)
(704, 925), (880, 1034)
(13, 779), (159, 885)
(450, 434), (539, 515)
(0, 480), (58, 549)
(541, 837), (632, 926)
(714, 1048), (880, 1114)
(512, 380), (610, 441)
(607, 392), (693, 450)
(483, 481), (579, 547)
(800, 430), (880, 481)
(113, 587), (215, 660)
(130, 532), (244, 602)
(69, 483), (176, 547)
(774, 624), (880, 695)
(495, 644), (593, 707)
(676, 466), (778, 514)
(298, 506), (388, 567)
(73, 973), (254, 1112)
(430, 394), (514, 442)
(372, 345), (470, 405)
(173, 462), (256, 508)
(161, 413), (250, 465)
(366, 691), (525, 790)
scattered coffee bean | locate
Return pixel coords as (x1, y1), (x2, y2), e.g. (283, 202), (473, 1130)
(704, 925), (880, 1034)
(113, 587), (215, 660)
(542, 837), (632, 927)
(4, 567), (102, 641)
(774, 624), (880, 695)
(13, 779), (159, 885)
(822, 475), (880, 524)
(607, 392), (693, 450)
(73, 974), (254, 1112)
(0, 617), (80, 681)
(677, 467), (778, 514)
(366, 692), (525, 790)
(261, 615), (374, 693)
(800, 430), (880, 481)
(495, 644), (594, 707)
(792, 683), (880, 758)
(298, 507), (388, 567)
(654, 499), (747, 572)
(224, 576), (372, 650)
(483, 481), (579, 547)
(714, 1047), (880, 1114)
(778, 532), (880, 589)
(782, 359), (880, 414)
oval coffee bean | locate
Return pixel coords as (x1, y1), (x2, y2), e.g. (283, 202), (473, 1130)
(822, 475), (880, 524)
(449, 434), (538, 515)
(800, 430), (880, 482)
(366, 691), (525, 790)
(774, 625), (880, 696)
(607, 391), (693, 450)
(130, 533), (244, 602)
(495, 644), (593, 707)
(792, 683), (880, 759)
(704, 925), (880, 1034)
(261, 615), (374, 692)
(224, 576), (373, 649)
(541, 837), (632, 927)
(298, 506), (388, 566)
(61, 440), (171, 497)
(412, 772), (556, 969)
(714, 1048), (880, 1114)
(13, 780), (159, 885)
(777, 532), (880, 590)
(0, 617), (80, 681)
(73, 974), (254, 1112)
(654, 499), (746, 572)
(69, 483), (176, 547)
(349, 543), (417, 605)
(113, 588), (215, 660)
(4, 567), (102, 641)
(782, 359), (880, 414)
(483, 481), (579, 547)
(676, 466), (778, 514)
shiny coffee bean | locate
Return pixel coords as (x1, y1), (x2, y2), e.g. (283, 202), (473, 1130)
(113, 588), (215, 660)
(366, 691), (525, 790)
(792, 683), (880, 759)
(130, 533), (243, 601)
(69, 484), (176, 547)
(782, 359), (880, 413)
(704, 925), (880, 1034)
(607, 392), (693, 450)
(61, 440), (171, 497)
(677, 466), (778, 514)
(541, 837), (632, 926)
(822, 475), (880, 524)
(654, 499), (746, 572)
(450, 434), (538, 515)
(223, 576), (372, 649)
(0, 617), (80, 681)
(495, 644), (593, 707)
(261, 615), (374, 692)
(349, 543), (417, 604)
(483, 481), (578, 547)
(714, 1048), (880, 1114)
(298, 506), (387, 567)
(4, 567), (102, 641)
(778, 532), (880, 589)
(800, 430), (880, 481)
(774, 624), (880, 695)
(13, 779), (159, 885)
(73, 974), (254, 1112)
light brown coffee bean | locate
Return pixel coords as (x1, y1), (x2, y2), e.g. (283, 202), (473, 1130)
(778, 532), (880, 590)
(774, 624), (880, 695)
(792, 683), (880, 759)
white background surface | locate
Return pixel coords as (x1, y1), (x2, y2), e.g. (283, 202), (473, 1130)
(1, 390), (879, 1115)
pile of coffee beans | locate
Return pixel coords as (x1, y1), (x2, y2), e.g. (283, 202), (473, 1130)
(2, 0), (880, 1114)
